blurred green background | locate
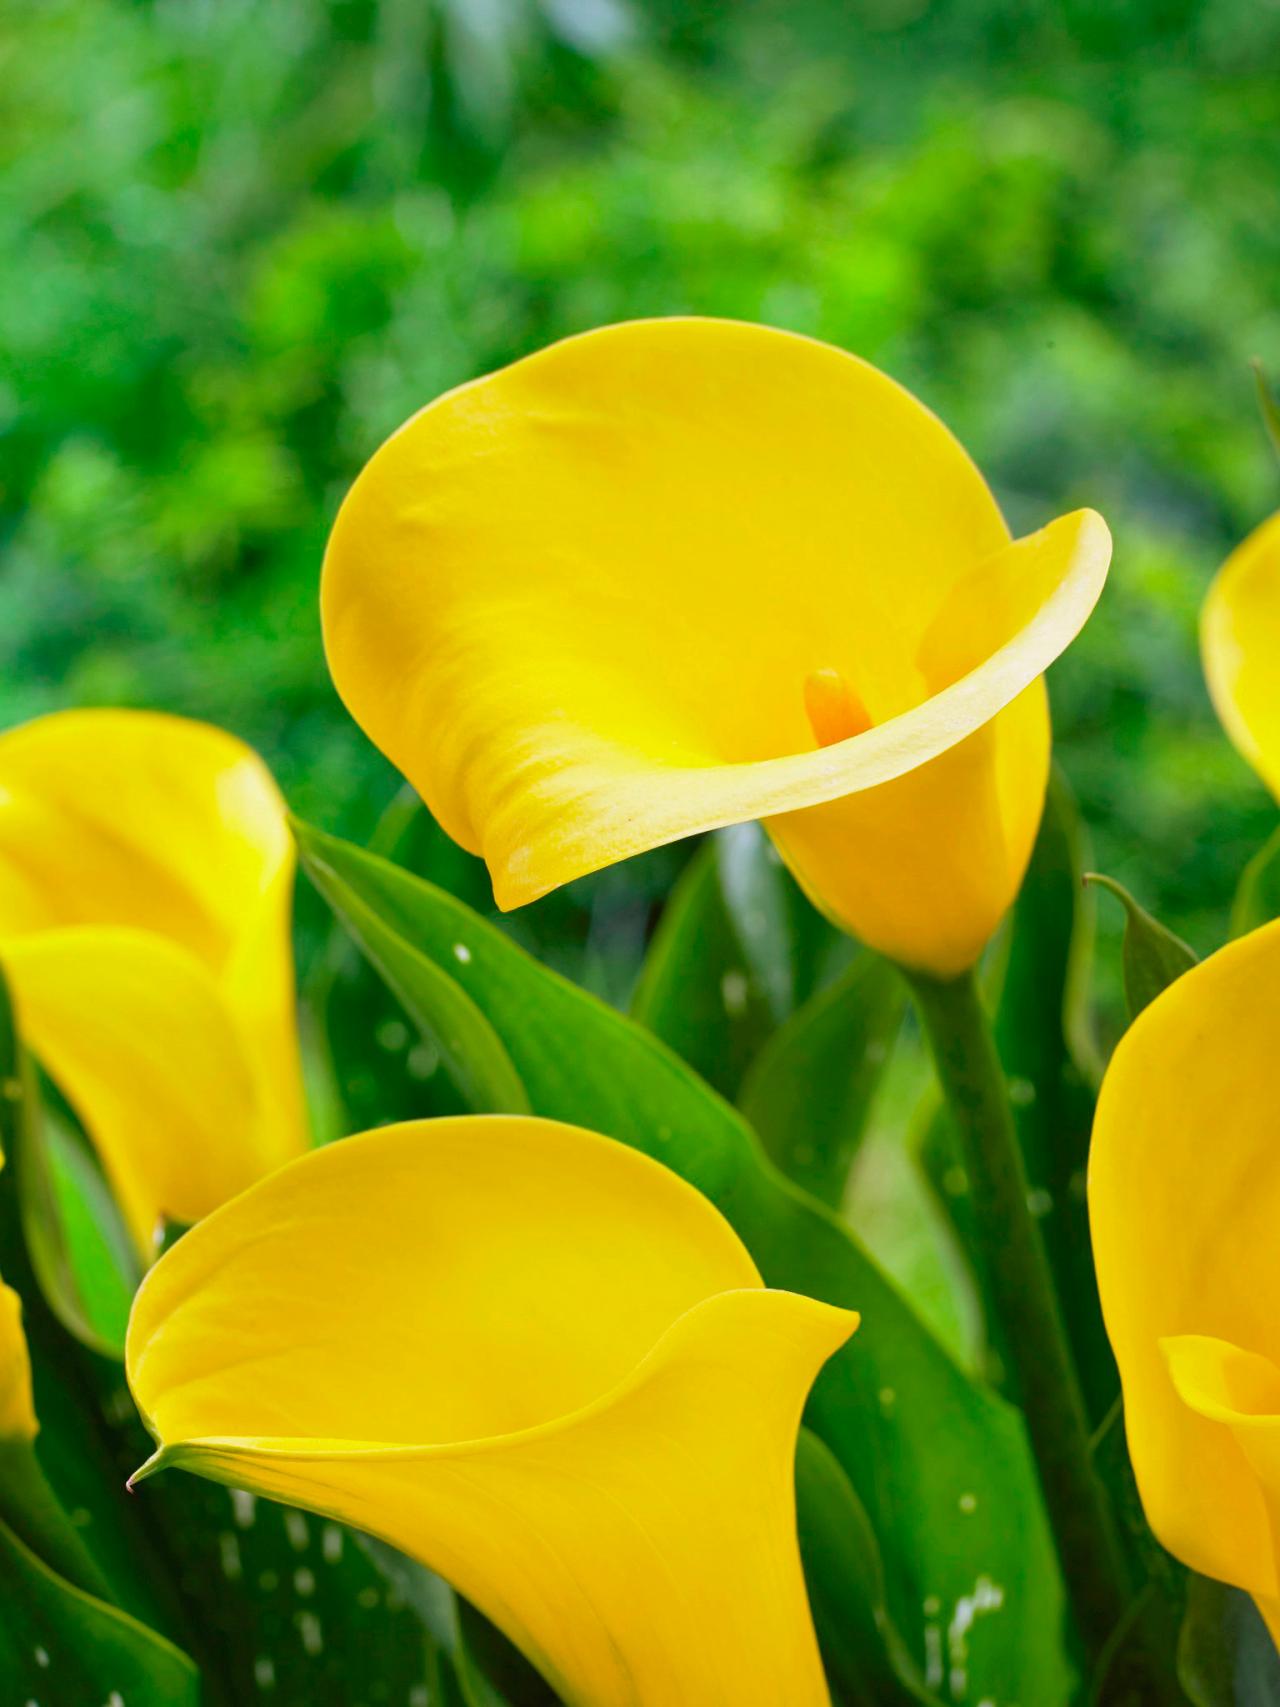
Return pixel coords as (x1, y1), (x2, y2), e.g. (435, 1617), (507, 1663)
(3, 0), (1279, 1012)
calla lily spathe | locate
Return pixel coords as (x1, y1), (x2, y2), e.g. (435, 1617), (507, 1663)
(0, 1280), (35, 1446)
(323, 317), (1111, 974)
(1202, 510), (1280, 799)
(126, 1115), (857, 1707)
(1089, 918), (1280, 1641)
(0, 710), (307, 1250)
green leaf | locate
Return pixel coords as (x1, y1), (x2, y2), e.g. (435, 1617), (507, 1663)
(739, 953), (905, 1206)
(1084, 872), (1198, 1022)
(714, 822), (849, 1018)
(0, 1511), (199, 1706)
(1178, 1575), (1280, 1706)
(631, 840), (778, 1098)
(795, 1430), (939, 1706)
(1231, 824), (1280, 939)
(296, 817), (1076, 1702)
(0, 1436), (112, 1602)
(633, 824), (850, 1100)
(4, 1043), (129, 1359)
(294, 814), (529, 1118)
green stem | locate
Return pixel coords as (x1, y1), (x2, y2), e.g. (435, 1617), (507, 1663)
(905, 966), (1130, 1668)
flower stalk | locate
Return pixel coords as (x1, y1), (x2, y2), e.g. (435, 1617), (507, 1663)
(905, 966), (1131, 1668)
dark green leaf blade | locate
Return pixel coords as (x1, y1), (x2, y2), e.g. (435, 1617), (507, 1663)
(796, 1429), (939, 1707)
(293, 813), (529, 1117)
(1084, 873), (1198, 1022)
(631, 840), (777, 1099)
(1231, 824), (1280, 939)
(739, 953), (905, 1206)
(1178, 1575), (1280, 1706)
(0, 1512), (199, 1706)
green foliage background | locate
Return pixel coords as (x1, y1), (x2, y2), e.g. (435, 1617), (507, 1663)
(2, 0), (1279, 1016)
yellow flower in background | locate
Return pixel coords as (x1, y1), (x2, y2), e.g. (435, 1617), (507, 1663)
(323, 318), (1111, 974)
(0, 710), (307, 1251)
(0, 1278), (36, 1445)
(127, 1115), (857, 1707)
(1089, 918), (1280, 1642)
(1202, 510), (1280, 800)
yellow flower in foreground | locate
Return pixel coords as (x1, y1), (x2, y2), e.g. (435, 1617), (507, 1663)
(323, 318), (1111, 974)
(1089, 918), (1280, 1641)
(0, 1277), (36, 1445)
(127, 1115), (857, 1707)
(0, 710), (307, 1250)
(1202, 510), (1280, 799)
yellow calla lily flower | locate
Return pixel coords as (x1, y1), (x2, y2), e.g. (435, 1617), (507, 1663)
(127, 1114), (857, 1706)
(0, 710), (307, 1249)
(1089, 918), (1280, 1641)
(323, 317), (1111, 974)
(1202, 509), (1280, 799)
(0, 1278), (36, 1445)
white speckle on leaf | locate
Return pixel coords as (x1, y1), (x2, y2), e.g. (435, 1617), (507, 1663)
(219, 1533), (242, 1581)
(452, 943), (472, 965)
(376, 1020), (409, 1052)
(721, 969), (749, 1016)
(878, 1386), (896, 1411)
(1026, 1187), (1053, 1218)
(321, 1525), (344, 1564)
(958, 1492), (978, 1514)
(923, 1622), (943, 1689)
(254, 1656), (276, 1689)
(230, 1489), (256, 1529)
(284, 1511), (310, 1552)
(1008, 1075), (1036, 1107)
(294, 1567), (315, 1597)
(407, 1042), (438, 1081)
(33, 1648), (49, 1668)
(296, 1611), (324, 1656)
(947, 1577), (1004, 1698)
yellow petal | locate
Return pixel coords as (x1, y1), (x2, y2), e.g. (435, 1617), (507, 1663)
(323, 317), (1110, 973)
(128, 1115), (857, 1707)
(1089, 918), (1280, 1601)
(2, 929), (288, 1250)
(1163, 1336), (1280, 1640)
(0, 1278), (36, 1444)
(1202, 510), (1280, 800)
(0, 710), (307, 1216)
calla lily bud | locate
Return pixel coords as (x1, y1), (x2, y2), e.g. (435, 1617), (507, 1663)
(1090, 918), (1280, 1642)
(0, 710), (307, 1249)
(126, 1115), (858, 1707)
(323, 317), (1111, 975)
(1202, 510), (1280, 801)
